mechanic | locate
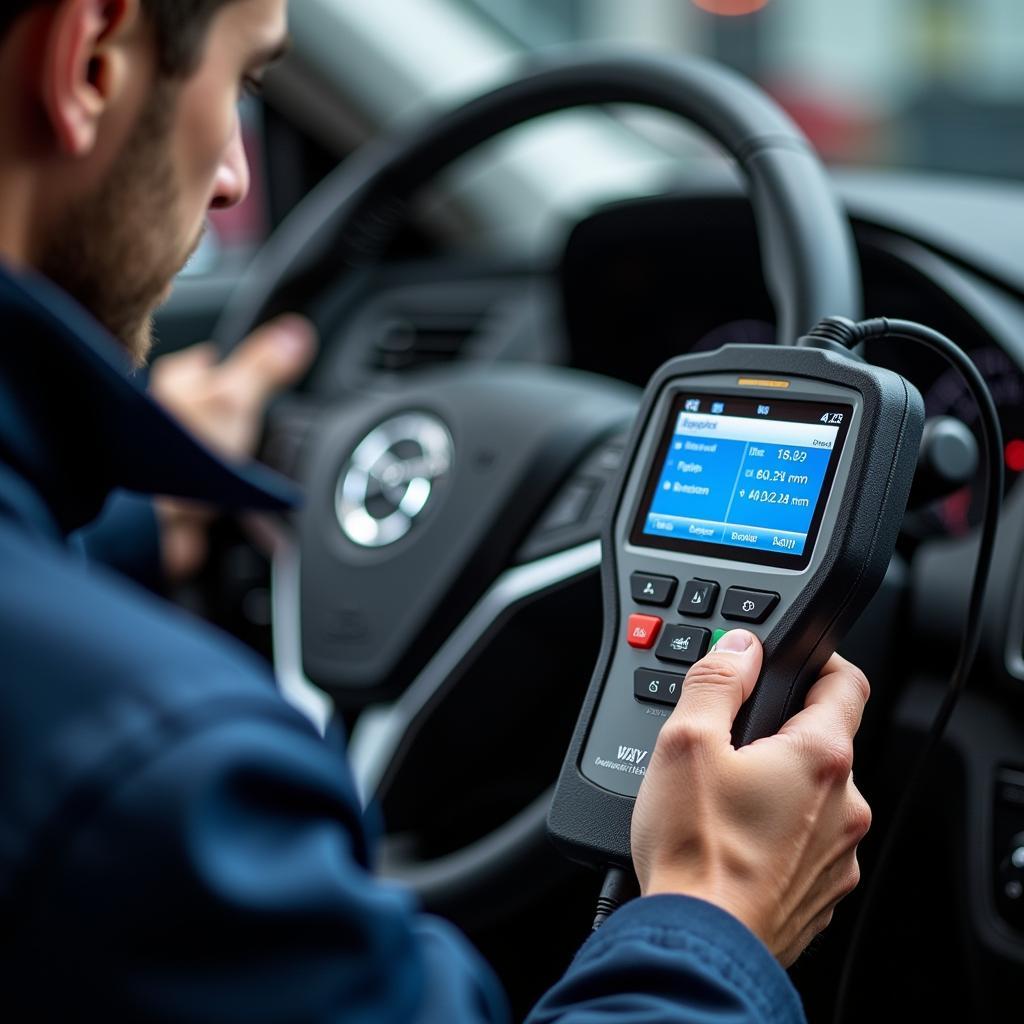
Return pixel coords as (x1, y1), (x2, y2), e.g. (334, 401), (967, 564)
(0, 1), (872, 1021)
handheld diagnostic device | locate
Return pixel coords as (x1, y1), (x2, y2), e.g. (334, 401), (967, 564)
(548, 343), (925, 868)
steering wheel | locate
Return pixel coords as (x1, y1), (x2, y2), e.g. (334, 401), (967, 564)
(215, 53), (861, 924)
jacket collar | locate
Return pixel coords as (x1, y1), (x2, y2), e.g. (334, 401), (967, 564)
(0, 262), (298, 539)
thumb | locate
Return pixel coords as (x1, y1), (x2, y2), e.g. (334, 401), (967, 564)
(221, 314), (318, 404)
(670, 629), (762, 738)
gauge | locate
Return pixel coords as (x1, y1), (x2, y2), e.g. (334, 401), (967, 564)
(918, 345), (1024, 537)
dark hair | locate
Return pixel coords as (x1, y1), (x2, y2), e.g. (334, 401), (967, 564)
(0, 0), (238, 76)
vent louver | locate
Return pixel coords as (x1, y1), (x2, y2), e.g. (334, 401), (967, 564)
(371, 312), (484, 372)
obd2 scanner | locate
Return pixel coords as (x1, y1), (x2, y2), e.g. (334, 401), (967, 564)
(548, 341), (925, 869)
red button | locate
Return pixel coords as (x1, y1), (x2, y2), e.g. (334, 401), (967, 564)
(627, 614), (663, 649)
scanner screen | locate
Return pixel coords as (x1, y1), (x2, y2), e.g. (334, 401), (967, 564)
(632, 394), (852, 569)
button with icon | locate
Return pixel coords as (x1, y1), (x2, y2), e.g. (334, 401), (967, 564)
(655, 625), (711, 665)
(626, 613), (663, 650)
(678, 578), (719, 618)
(721, 587), (780, 624)
(630, 572), (677, 608)
(634, 668), (685, 706)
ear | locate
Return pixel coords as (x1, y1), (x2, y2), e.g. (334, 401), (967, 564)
(40, 0), (143, 157)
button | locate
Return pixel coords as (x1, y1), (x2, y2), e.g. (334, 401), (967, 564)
(627, 614), (663, 649)
(634, 668), (685, 706)
(582, 439), (625, 475)
(655, 625), (710, 664)
(721, 588), (780, 624)
(538, 479), (597, 532)
(630, 572), (677, 607)
(678, 579), (719, 618)
(709, 628), (760, 651)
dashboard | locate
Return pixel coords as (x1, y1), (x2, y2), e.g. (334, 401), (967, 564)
(557, 187), (1024, 543)
(320, 173), (1024, 547)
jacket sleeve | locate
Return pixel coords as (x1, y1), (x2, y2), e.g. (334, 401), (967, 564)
(19, 701), (803, 1024)
(525, 894), (807, 1024)
(74, 489), (165, 591)
(17, 708), (508, 1024)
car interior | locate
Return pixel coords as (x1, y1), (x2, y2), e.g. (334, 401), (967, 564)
(149, 2), (1024, 1020)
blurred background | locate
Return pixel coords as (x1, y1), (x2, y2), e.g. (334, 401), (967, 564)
(187, 0), (1024, 276)
(464, 0), (1024, 177)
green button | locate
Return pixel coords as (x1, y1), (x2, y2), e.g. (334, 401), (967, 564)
(711, 629), (728, 650)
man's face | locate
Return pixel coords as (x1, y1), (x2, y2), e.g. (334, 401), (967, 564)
(38, 0), (288, 365)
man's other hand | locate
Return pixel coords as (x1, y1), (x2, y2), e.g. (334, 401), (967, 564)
(149, 315), (318, 582)
(631, 629), (872, 967)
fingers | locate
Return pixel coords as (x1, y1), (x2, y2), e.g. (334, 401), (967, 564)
(778, 655), (870, 775)
(844, 777), (873, 845)
(154, 497), (212, 583)
(779, 847), (864, 967)
(221, 315), (318, 405)
(149, 341), (217, 392)
(662, 630), (763, 746)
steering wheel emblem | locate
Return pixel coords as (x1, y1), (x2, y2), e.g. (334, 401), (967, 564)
(336, 413), (453, 548)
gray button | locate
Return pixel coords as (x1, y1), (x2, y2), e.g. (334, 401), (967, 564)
(721, 587), (780, 624)
(678, 579), (719, 618)
(634, 668), (685, 706)
(630, 572), (677, 607)
(655, 625), (711, 665)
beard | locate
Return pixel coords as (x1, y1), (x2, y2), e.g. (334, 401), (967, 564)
(37, 82), (200, 368)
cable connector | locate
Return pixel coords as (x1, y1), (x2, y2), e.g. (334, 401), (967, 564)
(795, 315), (865, 358)
(592, 866), (639, 931)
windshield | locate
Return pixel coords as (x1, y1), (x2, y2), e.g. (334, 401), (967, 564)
(460, 0), (1024, 180)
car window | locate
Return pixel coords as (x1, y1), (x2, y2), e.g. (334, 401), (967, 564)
(459, 0), (1024, 180)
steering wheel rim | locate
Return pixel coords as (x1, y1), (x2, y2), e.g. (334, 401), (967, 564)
(215, 51), (860, 350)
(231, 52), (862, 919)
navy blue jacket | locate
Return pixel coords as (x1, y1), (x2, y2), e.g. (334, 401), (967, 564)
(0, 263), (806, 1023)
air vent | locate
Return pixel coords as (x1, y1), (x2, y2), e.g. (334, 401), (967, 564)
(329, 276), (557, 386)
(370, 312), (483, 372)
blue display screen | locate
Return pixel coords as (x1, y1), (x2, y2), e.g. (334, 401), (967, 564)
(632, 394), (851, 568)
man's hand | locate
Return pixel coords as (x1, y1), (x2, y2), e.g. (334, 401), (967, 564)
(631, 629), (872, 967)
(149, 315), (318, 581)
